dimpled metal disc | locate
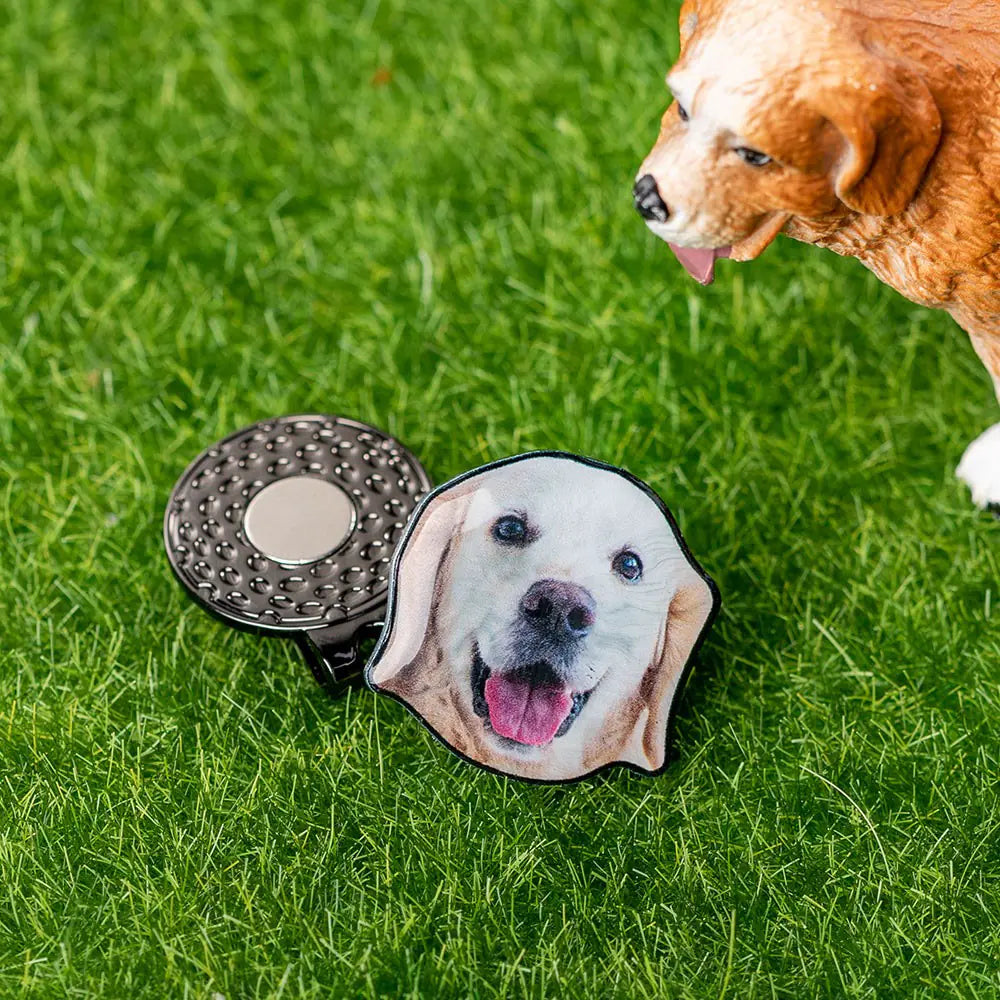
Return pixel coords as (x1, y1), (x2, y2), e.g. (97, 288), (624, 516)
(164, 414), (432, 685)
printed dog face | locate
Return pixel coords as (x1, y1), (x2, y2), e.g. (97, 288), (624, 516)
(366, 454), (718, 782)
(635, 0), (940, 283)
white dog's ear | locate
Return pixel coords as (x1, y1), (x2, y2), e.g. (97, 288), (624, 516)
(821, 57), (940, 217)
(639, 568), (716, 770)
(367, 486), (475, 688)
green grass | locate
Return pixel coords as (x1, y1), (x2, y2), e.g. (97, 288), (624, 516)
(1, 0), (999, 995)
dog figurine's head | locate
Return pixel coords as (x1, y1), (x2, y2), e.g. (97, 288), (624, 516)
(634, 0), (941, 283)
(366, 454), (718, 782)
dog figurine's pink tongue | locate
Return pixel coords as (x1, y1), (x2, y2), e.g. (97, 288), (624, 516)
(668, 245), (732, 285)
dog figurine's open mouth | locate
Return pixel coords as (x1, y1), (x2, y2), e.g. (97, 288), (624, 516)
(366, 452), (719, 783)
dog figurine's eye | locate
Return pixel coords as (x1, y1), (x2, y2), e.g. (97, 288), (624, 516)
(735, 146), (771, 167)
(492, 514), (530, 546)
(677, 102), (689, 122)
(612, 549), (643, 582)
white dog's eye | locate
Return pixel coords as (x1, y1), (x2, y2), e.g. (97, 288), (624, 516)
(735, 146), (771, 167)
(492, 514), (533, 546)
(677, 102), (689, 123)
(612, 549), (643, 582)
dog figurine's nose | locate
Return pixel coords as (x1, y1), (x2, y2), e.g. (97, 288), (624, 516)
(520, 579), (596, 640)
(633, 174), (670, 222)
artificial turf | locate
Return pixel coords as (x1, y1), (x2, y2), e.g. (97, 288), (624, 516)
(1, 0), (999, 996)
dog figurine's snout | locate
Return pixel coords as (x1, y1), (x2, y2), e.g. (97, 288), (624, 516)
(633, 174), (670, 222)
(519, 579), (596, 640)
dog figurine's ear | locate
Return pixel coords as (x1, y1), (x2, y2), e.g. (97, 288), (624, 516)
(638, 567), (716, 770)
(823, 57), (940, 217)
(678, 0), (699, 48)
(366, 487), (474, 692)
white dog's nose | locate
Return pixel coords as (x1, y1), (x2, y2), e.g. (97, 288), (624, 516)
(519, 579), (596, 640)
(633, 174), (670, 222)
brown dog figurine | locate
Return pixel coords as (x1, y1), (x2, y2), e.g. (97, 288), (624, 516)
(634, 0), (1000, 510)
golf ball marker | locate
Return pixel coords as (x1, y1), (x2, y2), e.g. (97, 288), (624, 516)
(367, 452), (720, 783)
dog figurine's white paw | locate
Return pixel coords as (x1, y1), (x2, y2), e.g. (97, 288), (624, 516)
(957, 422), (1000, 511)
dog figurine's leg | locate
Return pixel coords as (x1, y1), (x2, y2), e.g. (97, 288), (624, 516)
(956, 313), (1000, 512)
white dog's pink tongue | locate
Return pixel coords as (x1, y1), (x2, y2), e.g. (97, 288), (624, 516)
(669, 244), (731, 285)
(484, 674), (573, 746)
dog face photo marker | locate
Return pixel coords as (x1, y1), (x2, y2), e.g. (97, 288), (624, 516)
(366, 453), (719, 783)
